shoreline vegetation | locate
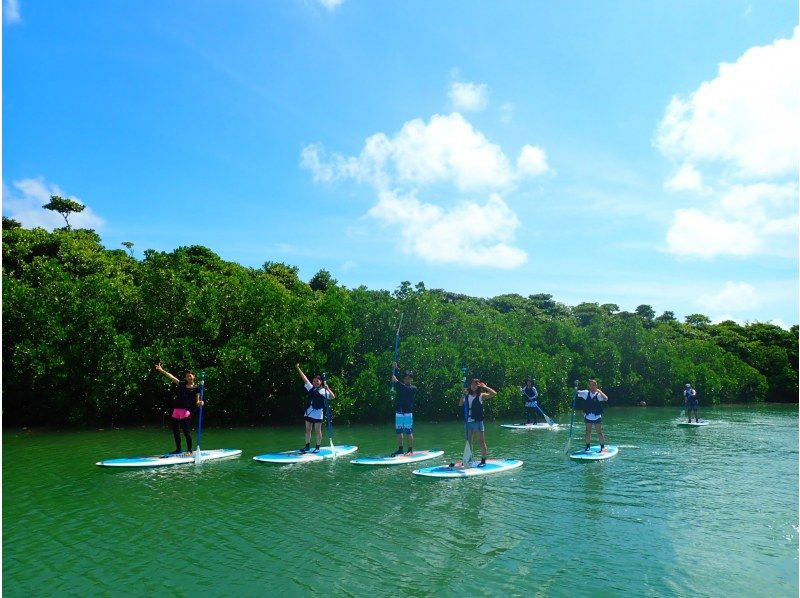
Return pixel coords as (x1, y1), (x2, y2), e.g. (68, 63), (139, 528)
(3, 219), (798, 428)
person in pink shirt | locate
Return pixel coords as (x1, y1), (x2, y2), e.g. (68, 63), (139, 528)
(155, 363), (204, 454)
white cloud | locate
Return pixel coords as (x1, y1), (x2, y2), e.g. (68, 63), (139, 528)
(656, 26), (799, 179)
(368, 190), (527, 268)
(665, 182), (797, 258)
(2, 177), (105, 230)
(658, 28), (799, 260)
(302, 109), (551, 269)
(664, 163), (710, 194)
(318, 0), (344, 11)
(698, 281), (760, 313)
(301, 112), (548, 192)
(666, 208), (759, 258)
(448, 81), (489, 112)
(516, 145), (549, 178)
(3, 0), (21, 24)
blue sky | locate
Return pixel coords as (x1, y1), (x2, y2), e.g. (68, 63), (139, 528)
(3, 1), (798, 326)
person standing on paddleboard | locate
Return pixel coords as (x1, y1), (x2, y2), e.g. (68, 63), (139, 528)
(296, 364), (335, 454)
(391, 363), (416, 456)
(459, 379), (497, 467)
(154, 363), (204, 455)
(684, 383), (699, 423)
(520, 379), (539, 424)
(577, 379), (609, 453)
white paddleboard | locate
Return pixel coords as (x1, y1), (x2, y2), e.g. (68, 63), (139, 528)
(253, 444), (358, 463)
(677, 421), (709, 427)
(96, 448), (242, 468)
(500, 423), (561, 430)
(351, 449), (444, 466)
(569, 445), (619, 461)
(412, 458), (523, 478)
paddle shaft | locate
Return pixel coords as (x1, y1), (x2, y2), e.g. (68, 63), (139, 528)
(565, 380), (578, 453)
(461, 367), (472, 465)
(534, 403), (555, 426)
(322, 373), (335, 454)
(195, 371), (205, 464)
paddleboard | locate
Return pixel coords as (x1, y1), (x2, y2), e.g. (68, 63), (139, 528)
(96, 448), (242, 468)
(569, 445), (619, 461)
(351, 449), (444, 466)
(253, 444), (358, 464)
(412, 458), (523, 478)
(677, 421), (709, 427)
(500, 423), (560, 430)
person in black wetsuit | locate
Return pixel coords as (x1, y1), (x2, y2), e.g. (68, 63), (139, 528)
(154, 363), (204, 454)
(391, 362), (417, 456)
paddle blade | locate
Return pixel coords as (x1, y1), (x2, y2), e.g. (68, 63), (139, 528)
(194, 447), (201, 465)
(462, 440), (472, 466)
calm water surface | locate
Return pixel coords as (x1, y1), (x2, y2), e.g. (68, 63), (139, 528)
(3, 405), (798, 597)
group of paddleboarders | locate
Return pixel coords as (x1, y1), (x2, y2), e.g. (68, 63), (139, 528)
(154, 359), (699, 463)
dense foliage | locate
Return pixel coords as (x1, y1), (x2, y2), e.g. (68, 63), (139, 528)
(3, 223), (797, 427)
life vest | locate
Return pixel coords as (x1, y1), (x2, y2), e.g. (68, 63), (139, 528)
(307, 387), (326, 411)
(522, 387), (538, 402)
(584, 391), (604, 416)
(466, 393), (484, 422)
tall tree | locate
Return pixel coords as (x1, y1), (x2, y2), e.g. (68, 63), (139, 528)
(43, 195), (85, 230)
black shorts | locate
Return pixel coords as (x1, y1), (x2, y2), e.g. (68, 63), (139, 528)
(305, 416), (323, 424)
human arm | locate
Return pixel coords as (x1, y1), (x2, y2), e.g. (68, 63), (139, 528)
(296, 363), (310, 386)
(154, 363), (180, 384)
(391, 361), (400, 383)
(322, 382), (335, 401)
(479, 383), (497, 399)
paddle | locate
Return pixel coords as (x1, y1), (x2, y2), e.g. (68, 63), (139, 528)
(322, 372), (336, 457)
(534, 403), (556, 427)
(461, 367), (472, 467)
(194, 370), (205, 465)
(390, 313), (404, 403)
(564, 380), (578, 454)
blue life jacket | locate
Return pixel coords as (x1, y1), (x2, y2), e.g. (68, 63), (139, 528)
(522, 387), (538, 402)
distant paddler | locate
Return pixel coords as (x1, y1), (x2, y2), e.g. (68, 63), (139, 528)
(684, 383), (699, 423)
(390, 362), (417, 456)
(295, 363), (335, 454)
(459, 378), (497, 467)
(520, 378), (540, 424)
(576, 379), (609, 453)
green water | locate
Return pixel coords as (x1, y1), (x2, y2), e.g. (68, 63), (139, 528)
(3, 406), (798, 597)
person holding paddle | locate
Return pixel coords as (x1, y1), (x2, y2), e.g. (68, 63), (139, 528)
(576, 379), (609, 453)
(296, 363), (335, 454)
(391, 362), (416, 456)
(459, 378), (497, 467)
(520, 378), (540, 424)
(154, 363), (204, 455)
(684, 383), (699, 423)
